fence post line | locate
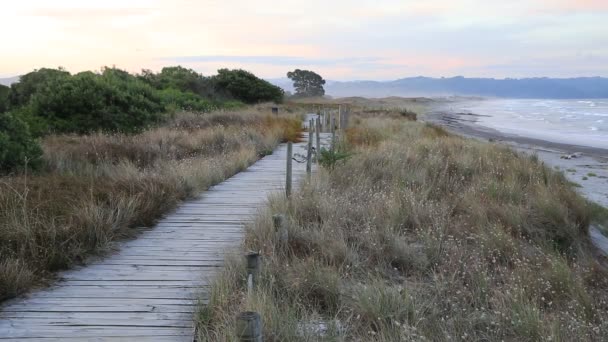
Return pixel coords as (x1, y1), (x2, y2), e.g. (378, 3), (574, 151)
(236, 311), (263, 342)
(286, 142), (293, 198)
(306, 120), (313, 177)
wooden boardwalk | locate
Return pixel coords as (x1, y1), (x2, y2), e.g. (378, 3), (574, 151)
(0, 120), (329, 341)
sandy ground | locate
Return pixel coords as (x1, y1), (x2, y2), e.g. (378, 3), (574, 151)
(425, 109), (608, 254)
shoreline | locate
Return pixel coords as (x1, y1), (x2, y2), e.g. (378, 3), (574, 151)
(425, 110), (608, 161)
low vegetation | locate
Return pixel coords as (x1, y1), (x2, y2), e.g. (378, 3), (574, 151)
(197, 110), (608, 341)
(0, 107), (302, 302)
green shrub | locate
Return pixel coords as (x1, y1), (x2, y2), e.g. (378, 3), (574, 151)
(139, 66), (216, 97)
(0, 112), (42, 173)
(158, 88), (217, 112)
(27, 68), (164, 134)
(213, 69), (284, 104)
(318, 147), (352, 169)
(9, 68), (70, 107)
(0, 85), (9, 113)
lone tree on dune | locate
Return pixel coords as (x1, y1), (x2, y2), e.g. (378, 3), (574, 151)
(287, 69), (326, 97)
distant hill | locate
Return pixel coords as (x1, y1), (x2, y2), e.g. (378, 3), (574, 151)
(269, 76), (608, 99)
(0, 76), (19, 86)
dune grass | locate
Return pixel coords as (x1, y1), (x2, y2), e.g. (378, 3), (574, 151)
(0, 106), (302, 302)
(197, 112), (608, 341)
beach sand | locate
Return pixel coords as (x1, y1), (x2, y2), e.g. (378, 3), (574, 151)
(425, 109), (608, 253)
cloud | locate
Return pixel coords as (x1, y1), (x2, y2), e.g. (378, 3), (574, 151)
(2, 0), (607, 79)
(28, 8), (153, 18)
(163, 56), (382, 67)
(544, 0), (608, 12)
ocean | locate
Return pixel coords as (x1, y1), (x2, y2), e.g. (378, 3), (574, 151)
(451, 99), (608, 149)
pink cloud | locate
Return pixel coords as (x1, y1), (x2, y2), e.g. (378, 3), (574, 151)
(28, 8), (152, 19)
(535, 0), (608, 12)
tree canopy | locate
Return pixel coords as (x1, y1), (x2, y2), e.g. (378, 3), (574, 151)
(287, 69), (326, 97)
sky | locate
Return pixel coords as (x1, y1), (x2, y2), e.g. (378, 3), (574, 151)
(1, 0), (607, 80)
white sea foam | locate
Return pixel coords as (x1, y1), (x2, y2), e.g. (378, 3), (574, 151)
(454, 99), (608, 149)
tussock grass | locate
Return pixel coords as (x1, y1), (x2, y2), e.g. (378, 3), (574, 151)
(0, 108), (302, 301)
(198, 113), (608, 341)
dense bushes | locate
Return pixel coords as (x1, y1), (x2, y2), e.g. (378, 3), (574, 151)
(140, 66), (216, 97)
(25, 69), (164, 134)
(8, 68), (70, 108)
(0, 85), (9, 113)
(158, 88), (217, 113)
(0, 112), (42, 173)
(213, 69), (284, 104)
(0, 66), (282, 173)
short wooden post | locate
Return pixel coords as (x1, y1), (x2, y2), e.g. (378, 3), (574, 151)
(315, 117), (321, 163)
(273, 214), (288, 245)
(236, 311), (263, 342)
(331, 117), (336, 151)
(246, 252), (261, 293)
(321, 112), (326, 132)
(344, 106), (349, 128)
(286, 142), (292, 198)
(306, 120), (313, 177)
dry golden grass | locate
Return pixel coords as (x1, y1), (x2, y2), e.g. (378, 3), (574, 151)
(197, 112), (608, 341)
(0, 107), (302, 302)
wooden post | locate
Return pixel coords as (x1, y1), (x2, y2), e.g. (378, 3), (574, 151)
(321, 112), (326, 132)
(273, 214), (288, 245)
(338, 105), (342, 130)
(331, 117), (336, 151)
(306, 120), (313, 177)
(246, 252), (261, 292)
(344, 106), (349, 128)
(237, 311), (263, 342)
(315, 117), (321, 163)
(286, 142), (292, 198)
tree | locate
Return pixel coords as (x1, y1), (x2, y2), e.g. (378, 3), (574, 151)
(213, 69), (284, 104)
(287, 69), (326, 97)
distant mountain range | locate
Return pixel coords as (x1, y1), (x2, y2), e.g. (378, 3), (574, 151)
(269, 76), (608, 99)
(0, 76), (19, 86)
